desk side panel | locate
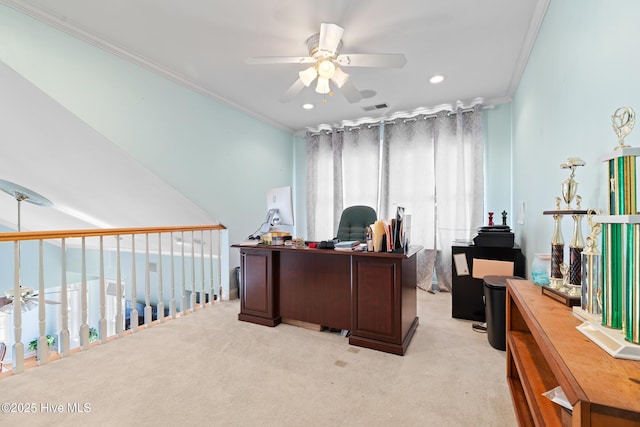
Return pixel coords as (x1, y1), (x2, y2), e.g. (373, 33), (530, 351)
(353, 259), (397, 338)
(401, 254), (417, 339)
(238, 249), (280, 326)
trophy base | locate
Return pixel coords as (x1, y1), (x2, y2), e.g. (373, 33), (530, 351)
(541, 285), (581, 307)
(577, 321), (640, 361)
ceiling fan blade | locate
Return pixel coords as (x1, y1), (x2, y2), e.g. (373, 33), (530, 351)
(318, 23), (344, 56)
(336, 53), (407, 68)
(24, 294), (60, 304)
(339, 79), (363, 104)
(0, 296), (11, 310)
(279, 78), (306, 103)
(245, 56), (315, 65)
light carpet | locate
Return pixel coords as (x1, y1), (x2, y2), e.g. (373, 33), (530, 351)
(0, 290), (516, 427)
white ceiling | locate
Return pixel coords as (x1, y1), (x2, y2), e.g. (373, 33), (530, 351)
(1, 0), (549, 132)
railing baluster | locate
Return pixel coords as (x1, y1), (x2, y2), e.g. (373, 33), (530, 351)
(116, 235), (124, 337)
(144, 233), (152, 327)
(60, 238), (70, 357)
(12, 241), (24, 373)
(191, 231), (196, 311)
(200, 230), (206, 309)
(170, 232), (176, 319)
(130, 235), (139, 331)
(99, 236), (107, 343)
(80, 237), (89, 349)
(181, 231), (187, 315)
(37, 239), (48, 365)
(157, 233), (164, 323)
(218, 230), (224, 299)
(209, 230), (214, 303)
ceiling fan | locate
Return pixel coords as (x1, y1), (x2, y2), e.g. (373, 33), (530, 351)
(246, 23), (407, 103)
(0, 288), (61, 314)
(0, 179), (59, 314)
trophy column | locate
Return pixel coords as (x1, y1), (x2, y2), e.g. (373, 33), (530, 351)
(569, 213), (584, 294)
(550, 214), (564, 290)
(581, 210), (602, 318)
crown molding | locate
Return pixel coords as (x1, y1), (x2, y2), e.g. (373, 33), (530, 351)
(507, 0), (551, 97)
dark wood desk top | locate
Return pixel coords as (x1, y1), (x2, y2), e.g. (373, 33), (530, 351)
(233, 243), (423, 259)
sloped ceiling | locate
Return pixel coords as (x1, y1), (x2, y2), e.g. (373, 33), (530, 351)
(0, 61), (215, 233)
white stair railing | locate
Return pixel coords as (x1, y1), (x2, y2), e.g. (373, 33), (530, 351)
(0, 224), (227, 376)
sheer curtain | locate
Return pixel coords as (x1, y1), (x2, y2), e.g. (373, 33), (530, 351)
(306, 105), (484, 291)
(306, 131), (343, 240)
(432, 107), (484, 290)
(382, 118), (437, 290)
(342, 126), (380, 209)
(306, 127), (379, 241)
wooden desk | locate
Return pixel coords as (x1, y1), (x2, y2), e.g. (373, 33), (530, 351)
(234, 245), (421, 355)
(506, 279), (640, 426)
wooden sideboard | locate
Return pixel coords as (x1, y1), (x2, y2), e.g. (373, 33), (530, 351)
(506, 279), (640, 426)
(235, 244), (421, 355)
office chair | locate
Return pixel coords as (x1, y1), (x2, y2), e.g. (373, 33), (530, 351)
(336, 205), (377, 242)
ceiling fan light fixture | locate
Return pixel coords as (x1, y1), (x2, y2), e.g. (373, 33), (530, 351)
(317, 59), (336, 79)
(331, 66), (350, 88)
(299, 66), (318, 87)
(315, 77), (331, 94)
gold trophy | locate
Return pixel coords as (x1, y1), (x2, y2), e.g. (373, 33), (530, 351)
(560, 157), (586, 209)
(612, 106), (635, 149)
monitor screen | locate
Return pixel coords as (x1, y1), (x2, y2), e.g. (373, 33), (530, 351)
(266, 186), (294, 226)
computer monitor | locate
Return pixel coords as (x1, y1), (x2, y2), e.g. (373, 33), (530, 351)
(260, 186), (294, 233)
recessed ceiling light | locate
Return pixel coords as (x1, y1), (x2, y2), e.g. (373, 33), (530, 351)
(302, 103), (314, 110)
(429, 75), (445, 84)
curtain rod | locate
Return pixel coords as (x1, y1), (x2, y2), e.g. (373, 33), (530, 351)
(305, 98), (489, 134)
(385, 107), (477, 126)
(307, 106), (481, 135)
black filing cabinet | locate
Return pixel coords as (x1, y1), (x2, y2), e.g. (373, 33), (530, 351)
(451, 244), (525, 321)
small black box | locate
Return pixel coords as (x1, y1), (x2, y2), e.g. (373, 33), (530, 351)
(473, 231), (514, 248)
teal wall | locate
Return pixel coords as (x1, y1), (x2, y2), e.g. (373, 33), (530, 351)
(0, 226), (63, 291)
(484, 104), (513, 224)
(512, 0), (640, 271)
(0, 4), (295, 286)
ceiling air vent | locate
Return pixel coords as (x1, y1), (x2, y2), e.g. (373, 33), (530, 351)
(362, 103), (388, 112)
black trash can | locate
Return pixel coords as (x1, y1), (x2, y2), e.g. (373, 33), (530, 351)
(483, 275), (521, 351)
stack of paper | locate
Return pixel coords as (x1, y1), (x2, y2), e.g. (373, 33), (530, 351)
(334, 240), (361, 251)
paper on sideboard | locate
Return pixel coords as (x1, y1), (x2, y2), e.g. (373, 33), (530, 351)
(472, 259), (514, 279)
(453, 253), (470, 276)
